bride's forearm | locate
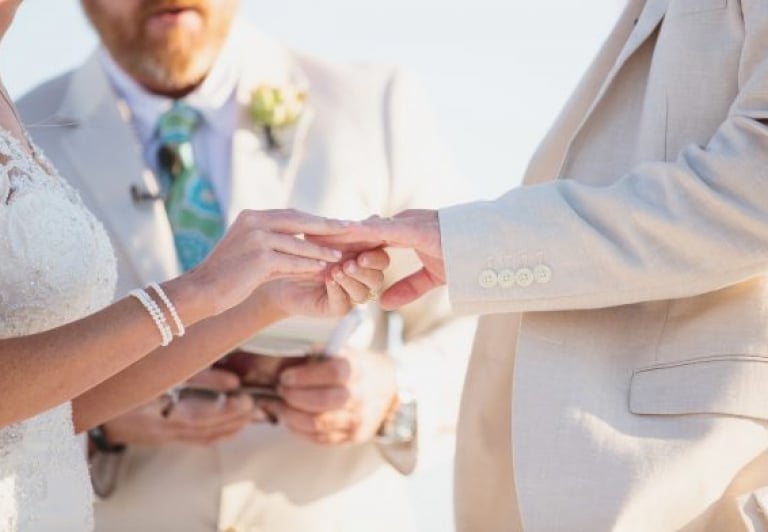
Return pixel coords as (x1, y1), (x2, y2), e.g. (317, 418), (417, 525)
(0, 276), (211, 428)
(71, 287), (286, 433)
(0, 210), (349, 430)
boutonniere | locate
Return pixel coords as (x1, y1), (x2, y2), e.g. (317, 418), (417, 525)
(250, 84), (307, 152)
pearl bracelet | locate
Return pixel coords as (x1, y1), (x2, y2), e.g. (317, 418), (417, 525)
(129, 288), (173, 347)
(148, 282), (185, 337)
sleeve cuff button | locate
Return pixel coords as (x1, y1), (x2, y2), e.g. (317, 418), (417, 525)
(534, 264), (552, 284)
(498, 268), (516, 288)
(515, 268), (534, 287)
(478, 269), (499, 289)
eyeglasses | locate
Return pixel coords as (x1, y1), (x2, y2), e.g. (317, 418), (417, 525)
(160, 384), (282, 418)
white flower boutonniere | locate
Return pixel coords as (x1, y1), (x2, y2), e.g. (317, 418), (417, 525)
(250, 84), (307, 151)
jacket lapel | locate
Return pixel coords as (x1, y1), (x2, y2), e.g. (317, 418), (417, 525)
(611, 0), (669, 76)
(526, 0), (669, 185)
(226, 34), (315, 223)
(584, 0), (669, 122)
(523, 0), (645, 185)
(566, 0), (669, 149)
(54, 54), (181, 285)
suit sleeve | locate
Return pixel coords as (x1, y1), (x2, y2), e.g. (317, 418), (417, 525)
(440, 2), (768, 315)
(380, 69), (478, 469)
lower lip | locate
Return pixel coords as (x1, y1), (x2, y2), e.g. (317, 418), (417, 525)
(146, 8), (203, 34)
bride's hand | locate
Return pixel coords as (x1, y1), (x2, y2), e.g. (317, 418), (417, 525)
(262, 248), (390, 318)
(172, 209), (353, 323)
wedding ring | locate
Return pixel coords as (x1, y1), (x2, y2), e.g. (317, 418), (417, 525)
(366, 290), (380, 302)
(351, 290), (379, 305)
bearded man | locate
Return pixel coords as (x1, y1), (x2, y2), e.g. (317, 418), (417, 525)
(19, 1), (476, 531)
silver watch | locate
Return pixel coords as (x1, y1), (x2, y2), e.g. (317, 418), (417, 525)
(376, 388), (418, 445)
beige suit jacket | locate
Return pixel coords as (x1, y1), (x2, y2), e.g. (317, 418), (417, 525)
(443, 1), (768, 530)
(19, 29), (476, 532)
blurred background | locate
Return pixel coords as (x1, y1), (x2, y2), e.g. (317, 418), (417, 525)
(2, 1), (623, 529)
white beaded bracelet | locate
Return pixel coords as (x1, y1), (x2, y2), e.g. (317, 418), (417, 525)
(129, 288), (173, 347)
(148, 282), (185, 338)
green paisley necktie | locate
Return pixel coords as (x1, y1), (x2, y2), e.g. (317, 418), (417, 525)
(157, 101), (225, 271)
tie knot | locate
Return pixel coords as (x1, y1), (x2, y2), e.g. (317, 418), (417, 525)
(157, 101), (201, 145)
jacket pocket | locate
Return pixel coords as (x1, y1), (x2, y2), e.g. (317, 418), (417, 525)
(629, 355), (768, 420)
(669, 0), (726, 15)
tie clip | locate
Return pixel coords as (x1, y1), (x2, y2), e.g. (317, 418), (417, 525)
(130, 185), (165, 204)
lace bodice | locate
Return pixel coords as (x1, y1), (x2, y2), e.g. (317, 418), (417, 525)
(0, 128), (117, 531)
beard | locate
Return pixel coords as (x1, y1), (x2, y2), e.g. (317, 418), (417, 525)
(82, 0), (238, 93)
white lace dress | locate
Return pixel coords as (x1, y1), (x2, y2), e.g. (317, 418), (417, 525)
(0, 128), (117, 531)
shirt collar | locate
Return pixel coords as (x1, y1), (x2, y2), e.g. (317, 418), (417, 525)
(100, 25), (244, 144)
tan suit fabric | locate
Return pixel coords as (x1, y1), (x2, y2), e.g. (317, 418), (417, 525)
(19, 28), (476, 532)
(443, 1), (768, 530)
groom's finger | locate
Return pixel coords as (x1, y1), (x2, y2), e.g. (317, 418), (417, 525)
(379, 268), (441, 310)
(361, 216), (432, 250)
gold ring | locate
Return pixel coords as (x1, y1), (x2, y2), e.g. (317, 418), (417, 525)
(366, 290), (380, 302)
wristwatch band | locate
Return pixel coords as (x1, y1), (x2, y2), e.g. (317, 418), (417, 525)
(87, 425), (126, 454)
(375, 386), (418, 475)
(376, 388), (418, 445)
(87, 425), (126, 499)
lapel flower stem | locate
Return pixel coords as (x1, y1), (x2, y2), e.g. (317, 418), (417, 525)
(264, 125), (279, 151)
(250, 84), (306, 153)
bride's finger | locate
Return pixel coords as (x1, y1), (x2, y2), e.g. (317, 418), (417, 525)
(342, 261), (384, 292)
(251, 209), (356, 236)
(331, 267), (372, 304)
(268, 253), (331, 276)
(266, 233), (342, 263)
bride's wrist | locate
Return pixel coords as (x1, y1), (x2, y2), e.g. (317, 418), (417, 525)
(159, 275), (212, 328)
(250, 281), (290, 323)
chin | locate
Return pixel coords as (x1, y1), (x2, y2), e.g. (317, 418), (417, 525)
(138, 63), (205, 93)
(135, 53), (213, 93)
